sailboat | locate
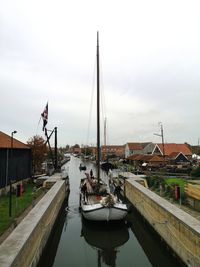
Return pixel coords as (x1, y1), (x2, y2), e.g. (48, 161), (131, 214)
(79, 32), (128, 221)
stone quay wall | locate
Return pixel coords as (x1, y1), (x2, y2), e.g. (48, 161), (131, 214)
(0, 180), (67, 267)
(125, 178), (200, 267)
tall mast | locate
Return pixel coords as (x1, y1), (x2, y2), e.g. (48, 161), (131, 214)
(104, 117), (107, 161)
(97, 31), (100, 183)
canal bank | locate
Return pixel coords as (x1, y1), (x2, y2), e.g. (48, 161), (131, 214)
(125, 178), (200, 267)
(0, 173), (69, 267)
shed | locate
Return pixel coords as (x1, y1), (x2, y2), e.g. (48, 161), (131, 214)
(0, 131), (31, 189)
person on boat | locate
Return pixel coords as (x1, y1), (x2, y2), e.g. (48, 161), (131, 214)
(90, 169), (93, 179)
(114, 181), (121, 201)
(81, 181), (87, 202)
(109, 179), (115, 194)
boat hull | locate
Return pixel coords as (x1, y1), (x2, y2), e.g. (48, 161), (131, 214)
(81, 202), (128, 221)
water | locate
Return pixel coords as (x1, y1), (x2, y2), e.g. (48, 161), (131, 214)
(38, 156), (185, 267)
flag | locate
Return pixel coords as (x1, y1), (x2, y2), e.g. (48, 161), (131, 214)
(41, 103), (48, 131)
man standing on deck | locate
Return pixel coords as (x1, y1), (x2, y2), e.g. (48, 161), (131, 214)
(90, 169), (93, 178)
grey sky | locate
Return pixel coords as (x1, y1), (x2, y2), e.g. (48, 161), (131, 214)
(1, 0), (200, 147)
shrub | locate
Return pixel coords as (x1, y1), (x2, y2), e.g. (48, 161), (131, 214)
(191, 166), (200, 178)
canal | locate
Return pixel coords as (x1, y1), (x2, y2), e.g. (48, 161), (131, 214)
(38, 156), (184, 267)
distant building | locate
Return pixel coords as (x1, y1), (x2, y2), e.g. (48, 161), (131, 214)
(70, 144), (81, 154)
(126, 142), (193, 170)
(125, 142), (154, 158)
(127, 154), (164, 169)
(167, 152), (190, 165)
(152, 143), (192, 159)
(101, 145), (125, 159)
(0, 131), (31, 189)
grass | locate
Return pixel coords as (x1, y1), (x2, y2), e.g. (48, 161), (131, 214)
(0, 181), (43, 236)
(165, 178), (186, 187)
(165, 178), (186, 197)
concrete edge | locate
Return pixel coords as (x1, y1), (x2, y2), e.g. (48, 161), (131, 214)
(0, 180), (66, 267)
(127, 178), (200, 234)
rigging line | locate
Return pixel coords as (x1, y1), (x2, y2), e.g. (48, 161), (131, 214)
(99, 53), (108, 146)
(105, 117), (110, 146)
(99, 56), (107, 121)
(35, 116), (42, 136)
(86, 55), (96, 146)
(99, 58), (112, 147)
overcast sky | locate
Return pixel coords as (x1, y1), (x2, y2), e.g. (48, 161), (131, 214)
(1, 0), (200, 147)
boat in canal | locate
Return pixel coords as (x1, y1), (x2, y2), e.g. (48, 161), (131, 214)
(79, 32), (128, 221)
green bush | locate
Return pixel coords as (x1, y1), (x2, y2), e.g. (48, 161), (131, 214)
(191, 166), (200, 178)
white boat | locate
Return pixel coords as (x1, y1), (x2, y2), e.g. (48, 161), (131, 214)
(79, 32), (128, 221)
(81, 201), (128, 221)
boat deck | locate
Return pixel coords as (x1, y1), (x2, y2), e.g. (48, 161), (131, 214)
(87, 194), (102, 205)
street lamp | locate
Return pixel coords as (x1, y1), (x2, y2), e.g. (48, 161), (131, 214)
(9, 130), (17, 217)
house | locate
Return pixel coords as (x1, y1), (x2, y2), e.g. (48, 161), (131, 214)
(127, 154), (164, 169)
(168, 152), (190, 165)
(101, 145), (125, 159)
(70, 144), (81, 155)
(0, 131), (31, 190)
(152, 143), (192, 159)
(125, 142), (154, 158)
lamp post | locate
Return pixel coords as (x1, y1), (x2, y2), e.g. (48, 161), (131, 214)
(9, 130), (17, 217)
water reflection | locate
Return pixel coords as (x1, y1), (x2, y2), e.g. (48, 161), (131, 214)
(37, 200), (68, 267)
(81, 219), (129, 267)
(126, 208), (185, 267)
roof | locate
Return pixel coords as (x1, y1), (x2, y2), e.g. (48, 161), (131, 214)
(127, 142), (152, 150)
(168, 151), (188, 160)
(127, 143), (143, 150)
(127, 154), (141, 160)
(103, 145), (125, 149)
(149, 155), (164, 162)
(0, 131), (30, 149)
(155, 143), (192, 156)
(127, 154), (164, 162)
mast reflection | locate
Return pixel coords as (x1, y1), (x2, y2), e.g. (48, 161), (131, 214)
(81, 219), (129, 267)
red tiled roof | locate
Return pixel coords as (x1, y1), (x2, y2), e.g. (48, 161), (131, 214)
(127, 143), (143, 150)
(127, 154), (164, 162)
(126, 154), (141, 160)
(149, 155), (164, 162)
(168, 151), (188, 160)
(168, 152), (180, 158)
(156, 143), (192, 156)
(0, 131), (30, 149)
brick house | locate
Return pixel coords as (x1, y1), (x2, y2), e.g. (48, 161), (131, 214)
(101, 145), (125, 159)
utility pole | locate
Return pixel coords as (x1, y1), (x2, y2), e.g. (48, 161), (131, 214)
(104, 117), (107, 161)
(9, 130), (17, 217)
(154, 122), (165, 163)
(54, 127), (58, 170)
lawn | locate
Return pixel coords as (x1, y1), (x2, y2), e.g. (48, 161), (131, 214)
(165, 178), (186, 195)
(0, 181), (43, 236)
